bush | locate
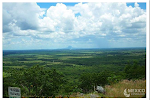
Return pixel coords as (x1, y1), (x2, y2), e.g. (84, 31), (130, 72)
(79, 71), (110, 93)
(3, 65), (65, 97)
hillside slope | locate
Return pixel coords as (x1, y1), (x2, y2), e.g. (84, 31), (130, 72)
(67, 79), (146, 98)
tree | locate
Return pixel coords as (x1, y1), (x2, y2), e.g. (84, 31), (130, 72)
(124, 61), (146, 80)
(10, 65), (45, 96)
(10, 65), (65, 97)
(79, 73), (93, 93)
(41, 69), (65, 97)
(79, 71), (110, 93)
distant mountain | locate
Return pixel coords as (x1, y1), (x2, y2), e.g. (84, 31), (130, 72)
(66, 46), (73, 50)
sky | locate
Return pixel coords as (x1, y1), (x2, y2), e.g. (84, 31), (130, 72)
(2, 2), (147, 50)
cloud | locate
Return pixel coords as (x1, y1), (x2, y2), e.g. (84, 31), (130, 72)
(46, 3), (76, 33)
(3, 2), (42, 32)
(2, 2), (146, 49)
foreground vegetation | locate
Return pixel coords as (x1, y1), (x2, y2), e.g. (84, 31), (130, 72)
(3, 48), (146, 97)
(68, 79), (146, 98)
(104, 79), (146, 98)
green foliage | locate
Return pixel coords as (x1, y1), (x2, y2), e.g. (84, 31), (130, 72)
(79, 71), (110, 93)
(108, 74), (124, 84)
(42, 69), (65, 97)
(3, 77), (13, 97)
(3, 65), (65, 97)
(79, 73), (93, 93)
(3, 48), (146, 97)
(124, 61), (146, 80)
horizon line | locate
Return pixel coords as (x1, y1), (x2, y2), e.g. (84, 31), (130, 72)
(2, 47), (146, 51)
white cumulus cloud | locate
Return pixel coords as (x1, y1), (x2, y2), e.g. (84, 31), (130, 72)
(2, 2), (146, 49)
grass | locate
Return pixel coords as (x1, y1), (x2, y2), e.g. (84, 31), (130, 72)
(104, 79), (146, 98)
(59, 56), (93, 60)
(19, 60), (44, 63)
(4, 65), (26, 68)
(66, 79), (146, 98)
(3, 72), (11, 78)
